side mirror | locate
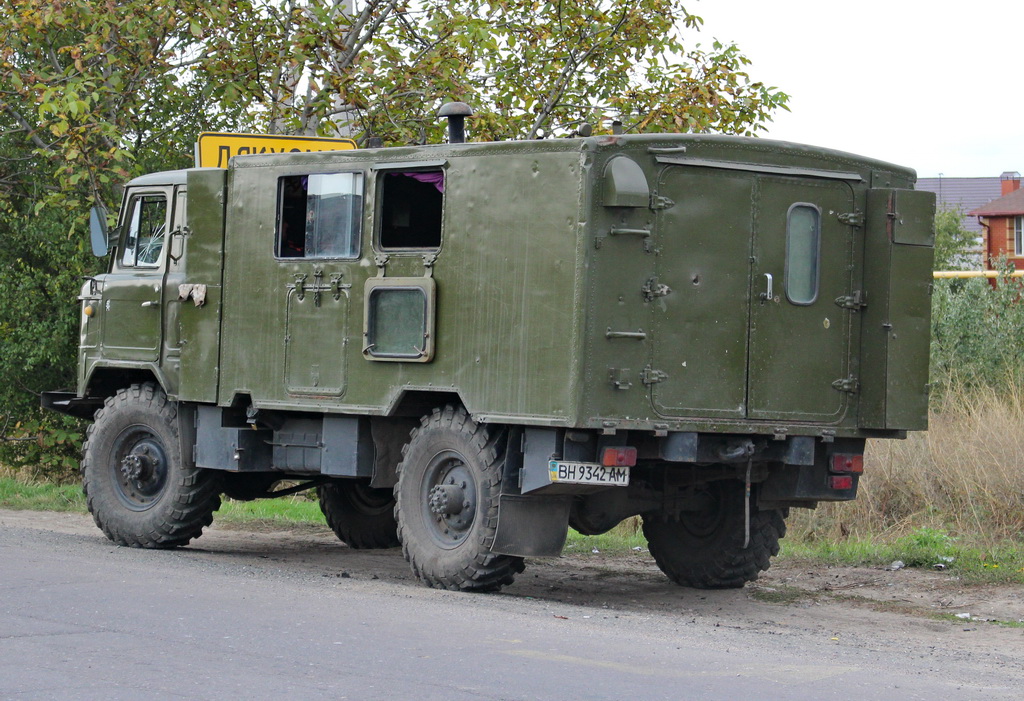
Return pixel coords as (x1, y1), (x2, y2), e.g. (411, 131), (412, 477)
(89, 206), (110, 257)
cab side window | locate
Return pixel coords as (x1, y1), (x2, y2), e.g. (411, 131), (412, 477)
(379, 170), (444, 249)
(121, 194), (167, 268)
(277, 172), (363, 259)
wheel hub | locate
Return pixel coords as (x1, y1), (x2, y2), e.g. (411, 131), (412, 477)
(111, 432), (168, 511)
(120, 444), (156, 482)
(421, 456), (477, 548)
(428, 483), (465, 516)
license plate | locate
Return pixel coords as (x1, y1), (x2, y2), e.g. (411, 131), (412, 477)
(548, 460), (629, 486)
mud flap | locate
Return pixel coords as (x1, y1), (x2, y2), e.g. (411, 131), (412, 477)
(490, 494), (572, 557)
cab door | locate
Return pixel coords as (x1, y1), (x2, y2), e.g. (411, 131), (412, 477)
(101, 188), (171, 362)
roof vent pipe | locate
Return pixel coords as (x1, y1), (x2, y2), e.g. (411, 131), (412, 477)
(438, 102), (473, 144)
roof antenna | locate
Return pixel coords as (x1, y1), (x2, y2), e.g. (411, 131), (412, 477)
(438, 102), (473, 144)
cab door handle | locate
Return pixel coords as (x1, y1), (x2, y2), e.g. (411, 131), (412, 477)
(141, 300), (159, 308)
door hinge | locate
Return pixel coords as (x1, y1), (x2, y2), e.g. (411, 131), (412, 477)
(831, 376), (859, 394)
(641, 366), (669, 385)
(838, 211), (864, 227)
(642, 276), (673, 302)
(834, 290), (867, 310)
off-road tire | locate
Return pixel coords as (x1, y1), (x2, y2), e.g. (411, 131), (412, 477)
(394, 405), (525, 591)
(643, 480), (787, 589)
(317, 480), (400, 549)
(82, 383), (222, 548)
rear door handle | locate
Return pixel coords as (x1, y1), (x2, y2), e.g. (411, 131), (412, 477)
(759, 273), (774, 302)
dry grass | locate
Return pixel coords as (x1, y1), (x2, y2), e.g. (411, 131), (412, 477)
(790, 383), (1024, 546)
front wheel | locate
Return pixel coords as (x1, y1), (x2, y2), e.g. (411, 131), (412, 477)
(82, 384), (222, 548)
(643, 480), (787, 589)
(394, 406), (524, 591)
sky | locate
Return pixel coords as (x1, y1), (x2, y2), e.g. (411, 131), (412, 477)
(693, 0), (1023, 178)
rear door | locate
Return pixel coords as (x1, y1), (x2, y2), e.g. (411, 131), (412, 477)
(747, 176), (857, 422)
(650, 162), (859, 424)
(650, 167), (753, 419)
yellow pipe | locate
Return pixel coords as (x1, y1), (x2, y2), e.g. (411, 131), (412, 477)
(933, 270), (1024, 279)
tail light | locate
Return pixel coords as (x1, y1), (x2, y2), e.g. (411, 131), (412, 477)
(601, 447), (637, 467)
(829, 475), (854, 490)
(831, 454), (864, 474)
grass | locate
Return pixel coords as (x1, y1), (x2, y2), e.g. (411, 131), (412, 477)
(564, 517), (648, 555)
(781, 529), (1024, 585)
(0, 471), (323, 526)
(0, 475), (86, 512)
(779, 382), (1024, 584)
(830, 382), (1024, 542)
(215, 495), (325, 526)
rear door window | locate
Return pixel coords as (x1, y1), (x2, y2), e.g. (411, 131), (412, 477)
(785, 203), (821, 305)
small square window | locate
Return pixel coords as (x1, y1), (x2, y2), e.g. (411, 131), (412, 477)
(363, 278), (436, 362)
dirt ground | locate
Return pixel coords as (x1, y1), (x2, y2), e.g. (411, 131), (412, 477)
(8, 503), (1024, 630)
(8, 506), (1024, 698)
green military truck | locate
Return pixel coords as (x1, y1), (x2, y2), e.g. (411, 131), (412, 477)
(44, 111), (935, 591)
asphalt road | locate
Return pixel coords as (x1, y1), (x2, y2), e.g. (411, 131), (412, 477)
(2, 514), (1022, 700)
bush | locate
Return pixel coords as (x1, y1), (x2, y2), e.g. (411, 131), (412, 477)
(0, 207), (94, 482)
(930, 263), (1024, 393)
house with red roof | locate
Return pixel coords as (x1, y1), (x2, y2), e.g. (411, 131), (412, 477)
(970, 172), (1024, 269)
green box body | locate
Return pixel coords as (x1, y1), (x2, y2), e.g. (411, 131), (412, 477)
(76, 134), (934, 441)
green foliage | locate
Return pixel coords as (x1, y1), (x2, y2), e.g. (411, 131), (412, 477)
(930, 261), (1024, 391)
(0, 207), (92, 479)
(932, 207), (977, 271)
(0, 0), (243, 478)
(179, 0), (789, 144)
(1, 0), (788, 478)
(0, 0), (242, 212)
(336, 0), (789, 143)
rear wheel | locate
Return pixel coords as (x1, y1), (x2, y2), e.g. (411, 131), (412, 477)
(318, 480), (399, 549)
(643, 480), (786, 589)
(82, 383), (221, 548)
(394, 406), (524, 591)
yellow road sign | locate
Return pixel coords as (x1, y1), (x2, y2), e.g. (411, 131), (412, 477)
(195, 133), (357, 168)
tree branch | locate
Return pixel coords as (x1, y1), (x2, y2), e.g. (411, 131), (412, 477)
(2, 105), (52, 151)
